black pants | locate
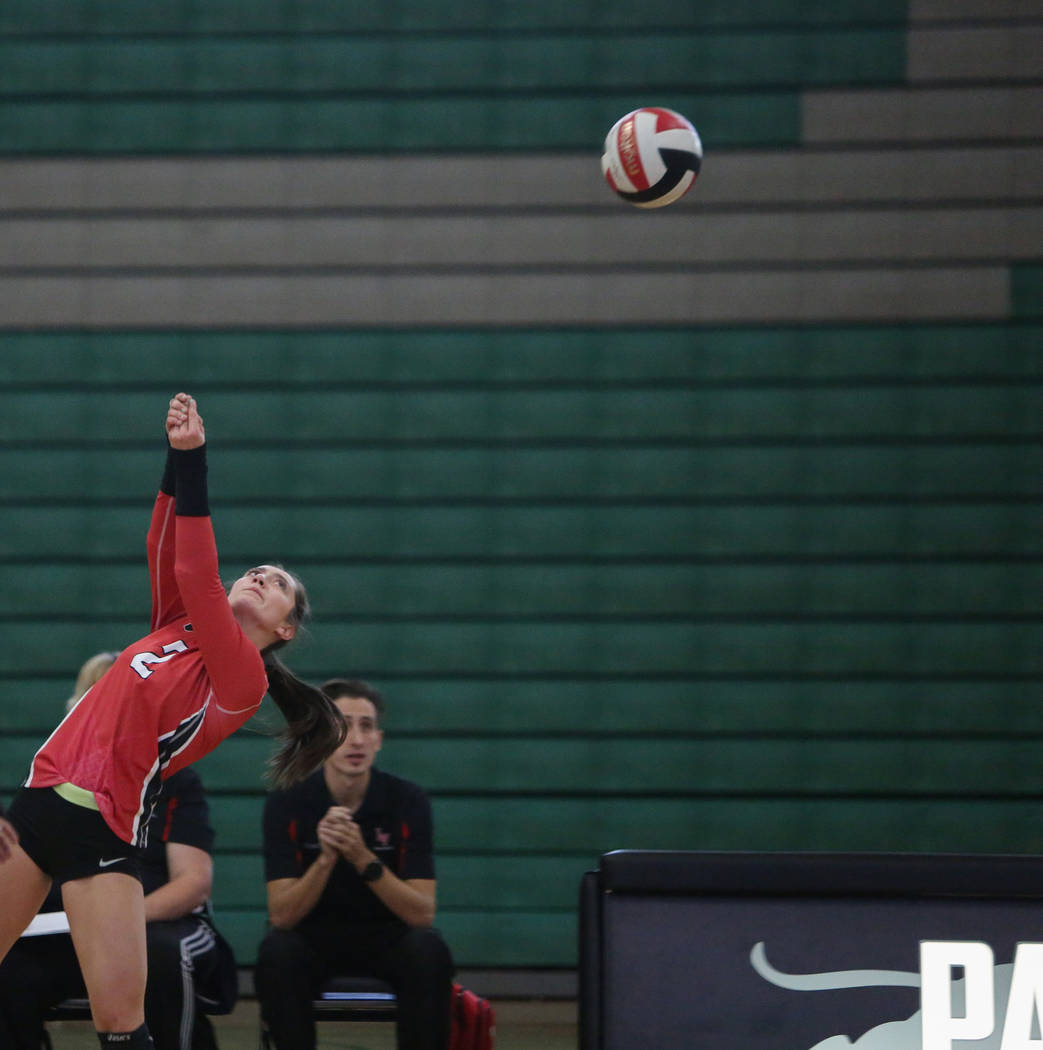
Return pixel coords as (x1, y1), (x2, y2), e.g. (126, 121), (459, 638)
(255, 922), (454, 1050)
(0, 922), (219, 1050)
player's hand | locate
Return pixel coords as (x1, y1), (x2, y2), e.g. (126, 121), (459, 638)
(0, 817), (18, 864)
(166, 392), (206, 450)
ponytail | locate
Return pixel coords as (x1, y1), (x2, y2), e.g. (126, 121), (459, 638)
(253, 565), (345, 788)
(263, 652), (346, 789)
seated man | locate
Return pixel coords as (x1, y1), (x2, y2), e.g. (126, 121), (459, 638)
(256, 678), (454, 1050)
(0, 765), (236, 1050)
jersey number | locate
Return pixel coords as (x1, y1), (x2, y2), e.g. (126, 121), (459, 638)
(130, 639), (189, 680)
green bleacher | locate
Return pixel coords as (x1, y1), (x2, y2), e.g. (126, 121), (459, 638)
(0, 0), (909, 34)
(1, 323), (1040, 967)
(1, 0), (1040, 974)
(0, 0), (910, 153)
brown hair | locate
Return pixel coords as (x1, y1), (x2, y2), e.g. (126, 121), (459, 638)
(320, 677), (386, 725)
(258, 568), (346, 788)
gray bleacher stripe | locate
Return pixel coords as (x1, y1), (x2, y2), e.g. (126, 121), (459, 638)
(2, 148), (1040, 212)
(908, 26), (1043, 83)
(0, 267), (1009, 327)
(909, 0), (1041, 20)
(1, 207), (1038, 268)
(804, 86), (1043, 143)
(722, 146), (1043, 205)
(0, 155), (606, 211)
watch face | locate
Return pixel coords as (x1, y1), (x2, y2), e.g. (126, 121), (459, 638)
(362, 860), (384, 882)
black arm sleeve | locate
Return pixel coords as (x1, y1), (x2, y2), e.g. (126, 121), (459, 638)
(160, 445), (177, 497)
(173, 444), (210, 517)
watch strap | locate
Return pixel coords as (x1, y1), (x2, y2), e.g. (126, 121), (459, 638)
(360, 859), (384, 883)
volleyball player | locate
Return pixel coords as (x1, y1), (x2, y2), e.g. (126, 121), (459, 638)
(0, 393), (345, 1050)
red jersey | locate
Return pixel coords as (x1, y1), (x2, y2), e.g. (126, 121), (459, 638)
(26, 491), (267, 846)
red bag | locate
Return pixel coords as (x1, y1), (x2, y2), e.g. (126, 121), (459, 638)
(449, 982), (496, 1050)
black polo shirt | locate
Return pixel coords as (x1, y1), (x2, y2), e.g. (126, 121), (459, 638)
(140, 766), (214, 896)
(262, 767), (435, 928)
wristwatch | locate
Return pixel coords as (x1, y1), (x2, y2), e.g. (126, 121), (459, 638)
(360, 859), (384, 883)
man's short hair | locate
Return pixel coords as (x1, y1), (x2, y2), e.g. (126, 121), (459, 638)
(320, 677), (385, 723)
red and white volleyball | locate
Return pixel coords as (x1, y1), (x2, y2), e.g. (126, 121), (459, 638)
(601, 107), (702, 208)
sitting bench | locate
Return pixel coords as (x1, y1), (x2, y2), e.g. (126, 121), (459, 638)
(259, 975), (398, 1048)
(41, 998), (92, 1050)
(42, 994), (229, 1049)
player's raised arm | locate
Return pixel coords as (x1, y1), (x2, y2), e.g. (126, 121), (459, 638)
(166, 392), (205, 450)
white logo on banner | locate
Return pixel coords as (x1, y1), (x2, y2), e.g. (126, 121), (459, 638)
(750, 941), (1043, 1049)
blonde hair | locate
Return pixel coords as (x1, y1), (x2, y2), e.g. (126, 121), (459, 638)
(66, 651), (120, 712)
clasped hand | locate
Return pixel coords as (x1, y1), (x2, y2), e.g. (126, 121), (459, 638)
(317, 806), (367, 866)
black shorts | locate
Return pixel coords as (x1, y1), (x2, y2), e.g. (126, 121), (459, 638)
(7, 786), (142, 885)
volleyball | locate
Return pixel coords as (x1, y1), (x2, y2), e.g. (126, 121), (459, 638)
(601, 107), (702, 208)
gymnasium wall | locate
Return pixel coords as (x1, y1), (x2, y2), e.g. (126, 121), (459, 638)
(0, 0), (1040, 970)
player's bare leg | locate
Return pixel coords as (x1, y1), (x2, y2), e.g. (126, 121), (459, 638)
(0, 842), (51, 959)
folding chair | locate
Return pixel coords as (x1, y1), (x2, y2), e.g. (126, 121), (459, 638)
(42, 994), (224, 1049)
(259, 975), (398, 1048)
(41, 998), (92, 1050)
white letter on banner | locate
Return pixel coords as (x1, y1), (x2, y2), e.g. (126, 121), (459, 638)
(1001, 943), (1043, 1049)
(921, 941), (995, 1050)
